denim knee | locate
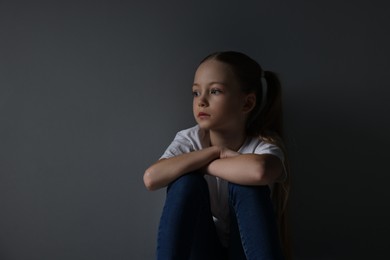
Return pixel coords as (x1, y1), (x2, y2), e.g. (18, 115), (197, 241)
(167, 172), (209, 200)
(228, 182), (270, 202)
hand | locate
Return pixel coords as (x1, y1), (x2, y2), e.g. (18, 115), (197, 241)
(219, 147), (240, 159)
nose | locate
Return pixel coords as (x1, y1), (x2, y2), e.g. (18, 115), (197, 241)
(198, 95), (208, 107)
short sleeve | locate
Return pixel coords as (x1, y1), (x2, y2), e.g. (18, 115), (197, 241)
(254, 141), (285, 162)
(160, 131), (194, 159)
(159, 125), (208, 159)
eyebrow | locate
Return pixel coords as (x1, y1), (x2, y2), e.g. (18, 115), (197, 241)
(192, 82), (227, 87)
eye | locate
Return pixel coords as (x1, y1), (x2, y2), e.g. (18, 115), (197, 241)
(192, 90), (200, 97)
(210, 89), (222, 95)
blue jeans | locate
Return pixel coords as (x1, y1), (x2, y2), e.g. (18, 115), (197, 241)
(157, 172), (284, 260)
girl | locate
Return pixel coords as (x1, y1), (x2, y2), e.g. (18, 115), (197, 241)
(144, 51), (290, 260)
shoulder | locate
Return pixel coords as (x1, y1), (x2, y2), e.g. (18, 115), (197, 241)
(163, 125), (209, 154)
(240, 135), (285, 162)
(176, 125), (202, 139)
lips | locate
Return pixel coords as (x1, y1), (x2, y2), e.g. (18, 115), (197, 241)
(198, 112), (210, 117)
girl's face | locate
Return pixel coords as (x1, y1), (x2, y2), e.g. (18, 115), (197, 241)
(192, 59), (254, 132)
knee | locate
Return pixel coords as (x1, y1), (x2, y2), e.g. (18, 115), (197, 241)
(169, 172), (205, 188)
(229, 183), (270, 200)
(167, 172), (208, 198)
(229, 182), (270, 193)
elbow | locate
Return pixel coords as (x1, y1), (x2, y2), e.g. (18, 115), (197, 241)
(252, 157), (276, 185)
(252, 164), (270, 185)
(143, 167), (158, 191)
(253, 155), (283, 185)
(144, 159), (168, 191)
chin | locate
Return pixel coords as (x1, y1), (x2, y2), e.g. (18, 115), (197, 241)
(196, 121), (212, 130)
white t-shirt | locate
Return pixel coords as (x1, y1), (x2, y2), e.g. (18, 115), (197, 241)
(160, 125), (285, 247)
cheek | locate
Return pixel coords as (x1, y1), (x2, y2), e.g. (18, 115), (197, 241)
(224, 97), (242, 110)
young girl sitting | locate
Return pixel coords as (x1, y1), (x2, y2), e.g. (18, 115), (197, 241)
(144, 51), (290, 260)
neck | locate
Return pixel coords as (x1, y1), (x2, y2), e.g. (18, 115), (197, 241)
(209, 128), (247, 152)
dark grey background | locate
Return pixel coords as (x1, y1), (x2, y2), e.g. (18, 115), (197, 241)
(1, 0), (389, 259)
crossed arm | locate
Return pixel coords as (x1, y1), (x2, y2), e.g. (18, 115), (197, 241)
(143, 146), (283, 191)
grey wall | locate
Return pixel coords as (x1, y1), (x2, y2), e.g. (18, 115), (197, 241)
(1, 0), (389, 259)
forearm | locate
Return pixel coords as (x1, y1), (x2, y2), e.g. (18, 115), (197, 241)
(143, 146), (220, 190)
(205, 154), (283, 186)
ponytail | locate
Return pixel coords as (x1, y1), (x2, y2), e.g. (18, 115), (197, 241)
(259, 71), (292, 260)
(247, 69), (291, 259)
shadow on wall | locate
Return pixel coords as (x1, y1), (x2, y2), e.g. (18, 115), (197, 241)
(285, 87), (389, 259)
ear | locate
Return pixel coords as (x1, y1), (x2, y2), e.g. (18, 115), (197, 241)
(242, 93), (256, 114)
